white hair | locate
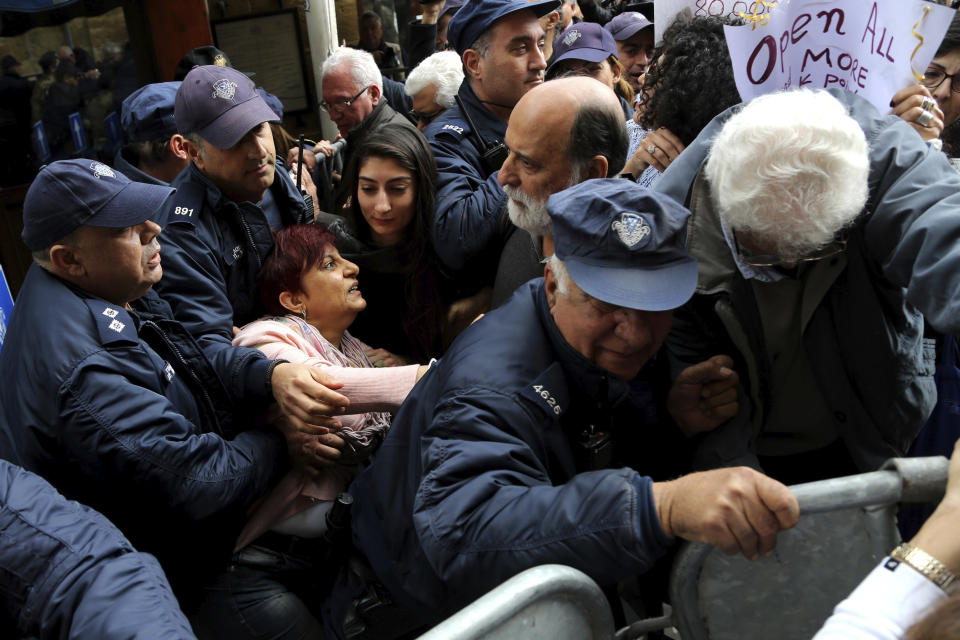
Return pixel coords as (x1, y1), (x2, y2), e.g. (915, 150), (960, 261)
(704, 89), (869, 262)
(546, 254), (571, 297)
(321, 47), (383, 94)
(405, 51), (464, 108)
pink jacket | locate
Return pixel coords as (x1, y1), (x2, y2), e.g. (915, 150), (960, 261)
(232, 315), (418, 549)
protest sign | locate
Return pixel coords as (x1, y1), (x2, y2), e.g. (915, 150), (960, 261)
(654, 0), (776, 43)
(723, 0), (955, 114)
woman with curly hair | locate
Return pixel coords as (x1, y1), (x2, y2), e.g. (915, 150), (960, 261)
(622, 15), (742, 186)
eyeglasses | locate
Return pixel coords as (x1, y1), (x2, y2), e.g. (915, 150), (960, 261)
(320, 85), (371, 113)
(408, 107), (444, 126)
(734, 231), (847, 268)
(921, 67), (960, 94)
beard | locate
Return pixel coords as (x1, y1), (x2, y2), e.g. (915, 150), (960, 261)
(504, 184), (551, 236)
(503, 167), (582, 237)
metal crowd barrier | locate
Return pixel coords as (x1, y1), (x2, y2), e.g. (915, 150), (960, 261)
(416, 564), (615, 640)
(422, 457), (949, 640)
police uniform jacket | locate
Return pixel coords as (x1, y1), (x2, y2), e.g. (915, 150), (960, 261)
(657, 88), (960, 472)
(0, 265), (285, 604)
(0, 458), (197, 639)
(349, 280), (687, 624)
(153, 159), (311, 361)
(424, 81), (510, 275)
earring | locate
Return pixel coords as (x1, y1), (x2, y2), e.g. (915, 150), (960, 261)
(299, 307), (307, 321)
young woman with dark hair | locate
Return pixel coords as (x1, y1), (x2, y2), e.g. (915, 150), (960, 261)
(323, 123), (480, 365)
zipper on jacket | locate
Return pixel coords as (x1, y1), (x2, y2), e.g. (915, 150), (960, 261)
(578, 374), (613, 470)
(236, 210), (263, 270)
(141, 320), (223, 436)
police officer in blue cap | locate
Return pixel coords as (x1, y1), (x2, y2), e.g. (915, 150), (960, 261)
(116, 81), (189, 185)
(424, 0), (560, 288)
(338, 180), (799, 635)
(153, 66), (325, 377)
(0, 159), (347, 635)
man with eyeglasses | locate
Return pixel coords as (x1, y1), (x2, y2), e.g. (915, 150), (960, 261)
(657, 88), (960, 485)
(317, 47), (418, 206)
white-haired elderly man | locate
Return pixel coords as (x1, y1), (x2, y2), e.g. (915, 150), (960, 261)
(657, 88), (960, 485)
(404, 50), (463, 130)
(295, 47), (418, 206)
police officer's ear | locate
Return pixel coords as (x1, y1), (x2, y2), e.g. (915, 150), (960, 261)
(544, 264), (559, 309)
(182, 136), (205, 169)
(540, 10), (559, 32)
(48, 240), (86, 278)
(463, 49), (483, 81)
(277, 290), (304, 315)
(169, 134), (188, 161)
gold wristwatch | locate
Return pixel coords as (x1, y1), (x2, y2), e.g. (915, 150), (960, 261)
(890, 542), (959, 593)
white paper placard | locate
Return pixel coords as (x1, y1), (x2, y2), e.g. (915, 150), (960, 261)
(723, 0), (955, 113)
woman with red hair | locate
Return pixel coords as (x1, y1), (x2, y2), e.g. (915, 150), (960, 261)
(202, 223), (429, 638)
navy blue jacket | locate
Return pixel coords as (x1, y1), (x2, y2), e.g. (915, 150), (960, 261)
(154, 160), (312, 361)
(424, 81), (510, 275)
(0, 265), (285, 604)
(0, 459), (196, 639)
(383, 77), (413, 115)
(350, 280), (681, 624)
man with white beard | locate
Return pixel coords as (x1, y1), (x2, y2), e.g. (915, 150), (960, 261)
(491, 76), (629, 306)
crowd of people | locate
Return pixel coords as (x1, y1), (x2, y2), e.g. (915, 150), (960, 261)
(2, 0), (960, 638)
(0, 42), (138, 184)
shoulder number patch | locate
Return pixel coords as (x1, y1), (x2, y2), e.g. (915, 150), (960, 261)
(532, 384), (562, 415)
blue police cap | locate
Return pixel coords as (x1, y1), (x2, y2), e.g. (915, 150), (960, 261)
(548, 22), (618, 76)
(548, 179), (697, 311)
(447, 0), (561, 55)
(22, 160), (174, 251)
(442, 0), (465, 17)
(258, 88), (284, 120)
(604, 11), (653, 41)
(175, 65), (279, 149)
(121, 81), (181, 142)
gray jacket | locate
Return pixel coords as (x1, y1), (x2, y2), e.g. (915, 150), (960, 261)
(656, 88), (960, 472)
